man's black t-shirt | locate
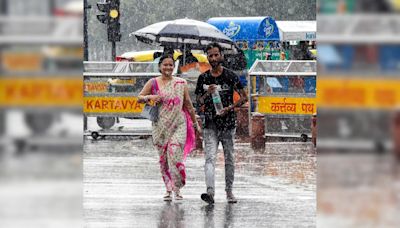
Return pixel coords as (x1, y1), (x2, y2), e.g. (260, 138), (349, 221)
(195, 68), (244, 130)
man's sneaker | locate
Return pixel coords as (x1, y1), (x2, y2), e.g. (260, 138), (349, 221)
(226, 192), (237, 203)
(201, 193), (214, 204)
(163, 191), (172, 201)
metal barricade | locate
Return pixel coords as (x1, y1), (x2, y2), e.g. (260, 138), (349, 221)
(0, 16), (83, 152)
(248, 60), (317, 141)
(316, 14), (400, 152)
(83, 61), (201, 138)
(83, 61), (157, 138)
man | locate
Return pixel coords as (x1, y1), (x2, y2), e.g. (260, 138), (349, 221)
(195, 43), (248, 204)
(177, 48), (199, 73)
(299, 41), (315, 60)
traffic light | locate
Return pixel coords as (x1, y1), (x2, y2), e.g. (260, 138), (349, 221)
(96, 1), (110, 24)
(107, 0), (121, 42)
(96, 0), (121, 42)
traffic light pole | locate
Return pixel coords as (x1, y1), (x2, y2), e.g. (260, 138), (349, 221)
(0, 0), (7, 14)
(84, 0), (90, 62)
(112, 41), (116, 61)
(83, 0), (90, 131)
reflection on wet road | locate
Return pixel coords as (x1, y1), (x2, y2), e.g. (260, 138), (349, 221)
(84, 137), (316, 227)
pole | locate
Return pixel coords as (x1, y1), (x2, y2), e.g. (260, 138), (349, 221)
(112, 41), (116, 61)
(83, 0), (90, 131)
(183, 43), (186, 66)
(83, 0), (90, 61)
(0, 0), (7, 14)
(48, 0), (55, 15)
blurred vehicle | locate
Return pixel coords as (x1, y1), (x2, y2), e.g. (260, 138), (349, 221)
(117, 49), (211, 78)
(116, 49), (208, 63)
(53, 0), (83, 17)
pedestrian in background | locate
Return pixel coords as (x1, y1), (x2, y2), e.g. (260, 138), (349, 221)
(178, 48), (199, 66)
(195, 43), (248, 204)
(138, 54), (201, 201)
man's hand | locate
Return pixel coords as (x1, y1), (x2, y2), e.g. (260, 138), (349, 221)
(207, 84), (217, 94)
(218, 106), (233, 116)
(193, 123), (203, 139)
(195, 126), (202, 139)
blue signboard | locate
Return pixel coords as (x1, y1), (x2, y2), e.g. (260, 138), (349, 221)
(207, 17), (280, 46)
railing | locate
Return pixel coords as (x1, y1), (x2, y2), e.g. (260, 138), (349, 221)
(317, 14), (400, 151)
(0, 16), (82, 44)
(248, 60), (317, 140)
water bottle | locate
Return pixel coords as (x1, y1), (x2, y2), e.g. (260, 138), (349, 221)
(211, 90), (223, 115)
(203, 85), (223, 115)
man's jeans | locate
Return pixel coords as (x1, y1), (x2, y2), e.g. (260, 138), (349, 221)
(203, 124), (236, 195)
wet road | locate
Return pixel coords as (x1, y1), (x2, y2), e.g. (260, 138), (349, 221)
(84, 134), (316, 227)
(0, 151), (82, 228)
(317, 153), (399, 227)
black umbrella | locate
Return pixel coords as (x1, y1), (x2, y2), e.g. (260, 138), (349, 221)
(129, 18), (237, 51)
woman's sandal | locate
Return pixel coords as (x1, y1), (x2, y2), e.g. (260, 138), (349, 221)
(163, 191), (172, 201)
(175, 189), (183, 200)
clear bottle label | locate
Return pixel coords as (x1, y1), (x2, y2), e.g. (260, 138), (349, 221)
(212, 96), (221, 103)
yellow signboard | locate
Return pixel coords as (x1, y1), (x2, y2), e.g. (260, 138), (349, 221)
(257, 78), (400, 114)
(317, 77), (400, 109)
(83, 97), (144, 113)
(1, 52), (43, 72)
(84, 82), (109, 93)
(84, 79), (136, 93)
(0, 78), (82, 107)
(258, 97), (316, 115)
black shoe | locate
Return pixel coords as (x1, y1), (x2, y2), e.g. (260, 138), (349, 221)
(226, 191), (237, 203)
(201, 193), (214, 204)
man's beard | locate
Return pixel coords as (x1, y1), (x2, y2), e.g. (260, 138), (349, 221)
(210, 60), (223, 68)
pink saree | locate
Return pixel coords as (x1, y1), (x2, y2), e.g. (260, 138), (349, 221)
(151, 77), (195, 191)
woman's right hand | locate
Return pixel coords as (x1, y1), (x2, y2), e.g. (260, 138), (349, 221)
(146, 95), (162, 104)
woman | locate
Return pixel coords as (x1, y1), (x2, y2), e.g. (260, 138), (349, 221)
(138, 54), (201, 201)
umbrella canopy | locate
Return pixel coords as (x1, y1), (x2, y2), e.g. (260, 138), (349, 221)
(129, 18), (237, 51)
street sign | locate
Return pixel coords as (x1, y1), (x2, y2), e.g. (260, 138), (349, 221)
(0, 77), (82, 107)
(317, 77), (400, 109)
(258, 97), (316, 115)
(1, 52), (43, 72)
(83, 97), (144, 113)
